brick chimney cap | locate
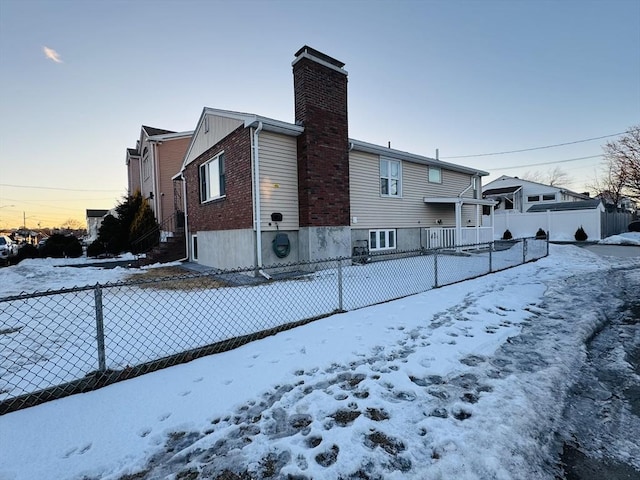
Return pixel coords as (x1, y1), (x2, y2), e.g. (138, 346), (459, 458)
(294, 45), (345, 69)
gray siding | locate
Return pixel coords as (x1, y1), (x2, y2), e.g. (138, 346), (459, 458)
(257, 131), (299, 231)
(349, 151), (476, 229)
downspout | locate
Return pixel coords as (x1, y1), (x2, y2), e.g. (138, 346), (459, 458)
(456, 179), (474, 247)
(180, 171), (189, 262)
(150, 141), (160, 220)
(252, 122), (270, 279)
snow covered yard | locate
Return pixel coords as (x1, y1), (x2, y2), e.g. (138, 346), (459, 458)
(0, 240), (639, 479)
(0, 241), (542, 402)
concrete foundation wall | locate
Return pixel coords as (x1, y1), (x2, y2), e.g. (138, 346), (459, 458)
(299, 226), (351, 262)
(260, 230), (300, 266)
(197, 228), (255, 269)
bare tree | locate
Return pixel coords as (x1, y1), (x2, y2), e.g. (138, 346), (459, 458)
(521, 166), (571, 187)
(588, 158), (627, 209)
(601, 125), (640, 202)
(60, 218), (84, 230)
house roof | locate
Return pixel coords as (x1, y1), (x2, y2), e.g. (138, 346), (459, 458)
(483, 175), (590, 199)
(86, 209), (110, 218)
(483, 186), (522, 196)
(127, 148), (139, 156)
(181, 107), (488, 177)
(526, 199), (602, 212)
(349, 139), (489, 177)
(142, 126), (175, 137)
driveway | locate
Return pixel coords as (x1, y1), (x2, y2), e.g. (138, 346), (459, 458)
(581, 244), (640, 258)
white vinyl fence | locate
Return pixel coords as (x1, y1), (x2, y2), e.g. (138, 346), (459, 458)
(484, 208), (603, 241)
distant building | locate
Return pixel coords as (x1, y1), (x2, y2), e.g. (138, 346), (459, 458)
(86, 209), (110, 242)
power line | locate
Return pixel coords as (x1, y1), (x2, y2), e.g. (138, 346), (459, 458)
(0, 183), (123, 193)
(488, 154), (603, 171)
(441, 132), (626, 159)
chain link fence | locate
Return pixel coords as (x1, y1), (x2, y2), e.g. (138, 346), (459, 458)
(0, 237), (548, 414)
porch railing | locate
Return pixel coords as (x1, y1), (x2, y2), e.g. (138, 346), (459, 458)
(424, 226), (494, 249)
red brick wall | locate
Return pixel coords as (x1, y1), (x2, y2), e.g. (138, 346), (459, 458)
(294, 55), (350, 227)
(184, 126), (253, 232)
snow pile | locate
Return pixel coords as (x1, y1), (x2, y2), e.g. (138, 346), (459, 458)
(598, 231), (640, 246)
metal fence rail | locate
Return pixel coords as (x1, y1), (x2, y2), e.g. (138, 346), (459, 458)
(0, 237), (548, 414)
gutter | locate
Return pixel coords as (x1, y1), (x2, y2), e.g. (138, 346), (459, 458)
(252, 122), (271, 280)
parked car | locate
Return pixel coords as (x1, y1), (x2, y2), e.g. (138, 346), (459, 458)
(629, 220), (640, 232)
(0, 235), (18, 265)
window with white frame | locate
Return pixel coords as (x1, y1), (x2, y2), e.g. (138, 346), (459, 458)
(369, 229), (396, 251)
(142, 147), (150, 180)
(200, 152), (226, 203)
(380, 158), (401, 197)
(542, 194), (555, 201)
(428, 166), (442, 184)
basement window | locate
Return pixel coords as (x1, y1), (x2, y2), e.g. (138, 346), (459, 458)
(369, 229), (396, 251)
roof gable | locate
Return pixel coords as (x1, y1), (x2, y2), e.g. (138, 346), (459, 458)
(142, 125), (175, 137)
(181, 108), (304, 170)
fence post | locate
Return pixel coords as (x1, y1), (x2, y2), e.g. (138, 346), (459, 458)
(523, 238), (527, 264)
(337, 259), (343, 311)
(94, 284), (106, 372)
(489, 242), (493, 273)
(546, 233), (550, 257)
(434, 249), (439, 288)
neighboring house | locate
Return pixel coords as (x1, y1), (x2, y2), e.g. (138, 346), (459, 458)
(86, 209), (110, 242)
(177, 46), (494, 272)
(126, 126), (193, 235)
(482, 176), (614, 240)
(483, 175), (590, 214)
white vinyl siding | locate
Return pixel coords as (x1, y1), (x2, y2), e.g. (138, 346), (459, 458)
(185, 115), (243, 166)
(350, 150), (477, 228)
(257, 131), (299, 231)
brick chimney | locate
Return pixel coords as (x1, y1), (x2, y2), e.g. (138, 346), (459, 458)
(293, 46), (350, 228)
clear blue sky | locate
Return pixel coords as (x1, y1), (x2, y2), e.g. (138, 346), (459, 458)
(1, 0), (638, 229)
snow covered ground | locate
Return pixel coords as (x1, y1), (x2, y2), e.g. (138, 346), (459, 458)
(0, 237), (639, 480)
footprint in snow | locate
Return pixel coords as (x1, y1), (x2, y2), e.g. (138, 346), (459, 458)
(158, 412), (171, 422)
(179, 390), (191, 397)
(78, 443), (92, 454)
(139, 428), (151, 438)
(62, 447), (77, 458)
(193, 377), (203, 383)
